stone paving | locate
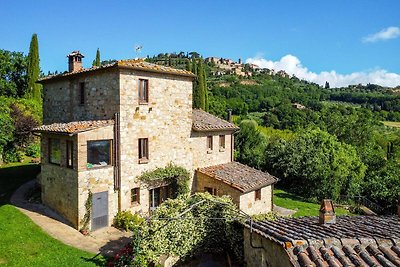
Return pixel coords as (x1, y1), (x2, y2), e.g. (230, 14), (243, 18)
(273, 204), (297, 217)
(10, 179), (132, 257)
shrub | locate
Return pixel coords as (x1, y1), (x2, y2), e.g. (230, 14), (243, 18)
(3, 147), (23, 163)
(113, 211), (144, 232)
(25, 143), (40, 158)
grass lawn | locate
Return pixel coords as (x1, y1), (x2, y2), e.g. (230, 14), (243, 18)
(382, 121), (400, 128)
(0, 161), (106, 266)
(274, 189), (351, 217)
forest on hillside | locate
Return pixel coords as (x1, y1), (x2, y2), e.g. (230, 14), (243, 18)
(147, 52), (400, 211)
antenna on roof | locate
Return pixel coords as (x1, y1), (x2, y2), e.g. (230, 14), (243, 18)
(135, 45), (143, 59)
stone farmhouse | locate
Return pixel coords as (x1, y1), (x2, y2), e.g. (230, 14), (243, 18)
(244, 200), (400, 267)
(34, 51), (277, 231)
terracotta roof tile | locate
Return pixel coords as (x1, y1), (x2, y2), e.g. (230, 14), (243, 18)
(33, 120), (114, 135)
(246, 215), (400, 267)
(192, 109), (240, 132)
(38, 59), (195, 82)
(198, 162), (277, 192)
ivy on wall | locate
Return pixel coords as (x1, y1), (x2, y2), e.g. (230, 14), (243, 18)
(137, 163), (190, 198)
(80, 190), (92, 232)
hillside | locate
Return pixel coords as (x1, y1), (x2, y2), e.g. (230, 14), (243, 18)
(148, 52), (400, 212)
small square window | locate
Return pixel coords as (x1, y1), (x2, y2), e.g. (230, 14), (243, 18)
(49, 138), (61, 165)
(87, 140), (112, 168)
(219, 135), (225, 151)
(207, 136), (213, 152)
(131, 187), (140, 204)
(204, 187), (217, 196)
(255, 189), (262, 201)
(138, 138), (149, 163)
(139, 79), (149, 104)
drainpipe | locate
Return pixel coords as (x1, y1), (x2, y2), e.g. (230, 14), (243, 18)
(114, 112), (122, 212)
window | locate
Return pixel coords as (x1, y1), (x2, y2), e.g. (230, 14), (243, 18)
(79, 82), (85, 105)
(138, 138), (149, 163)
(207, 136), (213, 152)
(87, 140), (112, 168)
(204, 187), (217, 196)
(49, 138), (61, 165)
(138, 79), (149, 104)
(66, 140), (74, 169)
(219, 135), (225, 151)
(149, 186), (171, 211)
(131, 187), (140, 205)
(255, 189), (262, 201)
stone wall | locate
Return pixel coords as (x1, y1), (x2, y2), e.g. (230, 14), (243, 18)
(239, 185), (273, 215)
(76, 125), (116, 229)
(243, 228), (293, 267)
(118, 69), (194, 213)
(40, 133), (79, 227)
(42, 70), (120, 124)
(191, 131), (233, 170)
(195, 172), (242, 206)
(40, 125), (116, 230)
(196, 172), (273, 215)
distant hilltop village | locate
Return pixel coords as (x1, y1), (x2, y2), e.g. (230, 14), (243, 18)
(205, 56), (290, 78)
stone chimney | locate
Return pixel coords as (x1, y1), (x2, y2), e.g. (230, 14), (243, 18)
(227, 109), (232, 122)
(319, 199), (336, 225)
(67, 51), (84, 72)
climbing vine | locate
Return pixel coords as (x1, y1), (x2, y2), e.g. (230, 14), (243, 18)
(80, 190), (92, 232)
(110, 193), (245, 266)
(137, 163), (190, 198)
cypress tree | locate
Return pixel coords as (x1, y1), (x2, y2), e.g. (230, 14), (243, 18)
(203, 63), (209, 111)
(192, 59), (201, 109)
(27, 33), (41, 100)
(92, 48), (101, 67)
(197, 60), (206, 110)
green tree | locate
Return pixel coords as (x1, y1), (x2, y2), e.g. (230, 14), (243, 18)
(27, 33), (41, 101)
(92, 48), (101, 67)
(266, 128), (366, 200)
(197, 60), (206, 109)
(235, 120), (266, 169)
(0, 50), (27, 97)
(185, 59), (192, 72)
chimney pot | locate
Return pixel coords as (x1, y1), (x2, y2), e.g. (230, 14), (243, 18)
(67, 51), (85, 73)
(319, 199), (336, 225)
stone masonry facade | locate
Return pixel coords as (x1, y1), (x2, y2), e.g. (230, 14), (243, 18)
(37, 57), (275, 230)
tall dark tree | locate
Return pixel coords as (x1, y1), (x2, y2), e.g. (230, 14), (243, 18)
(325, 81), (330, 89)
(192, 59), (201, 109)
(27, 33), (41, 100)
(197, 60), (206, 110)
(92, 48), (101, 67)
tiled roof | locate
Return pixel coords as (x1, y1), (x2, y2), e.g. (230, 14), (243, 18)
(247, 215), (400, 267)
(33, 120), (114, 135)
(192, 109), (240, 132)
(38, 59), (195, 82)
(198, 162), (277, 192)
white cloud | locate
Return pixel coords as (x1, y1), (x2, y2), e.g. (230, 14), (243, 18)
(246, 55), (400, 88)
(362, 26), (400, 43)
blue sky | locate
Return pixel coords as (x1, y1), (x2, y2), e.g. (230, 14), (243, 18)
(1, 0), (400, 87)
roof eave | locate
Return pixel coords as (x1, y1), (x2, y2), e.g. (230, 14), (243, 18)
(37, 65), (118, 84)
(192, 127), (240, 133)
(118, 65), (196, 79)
